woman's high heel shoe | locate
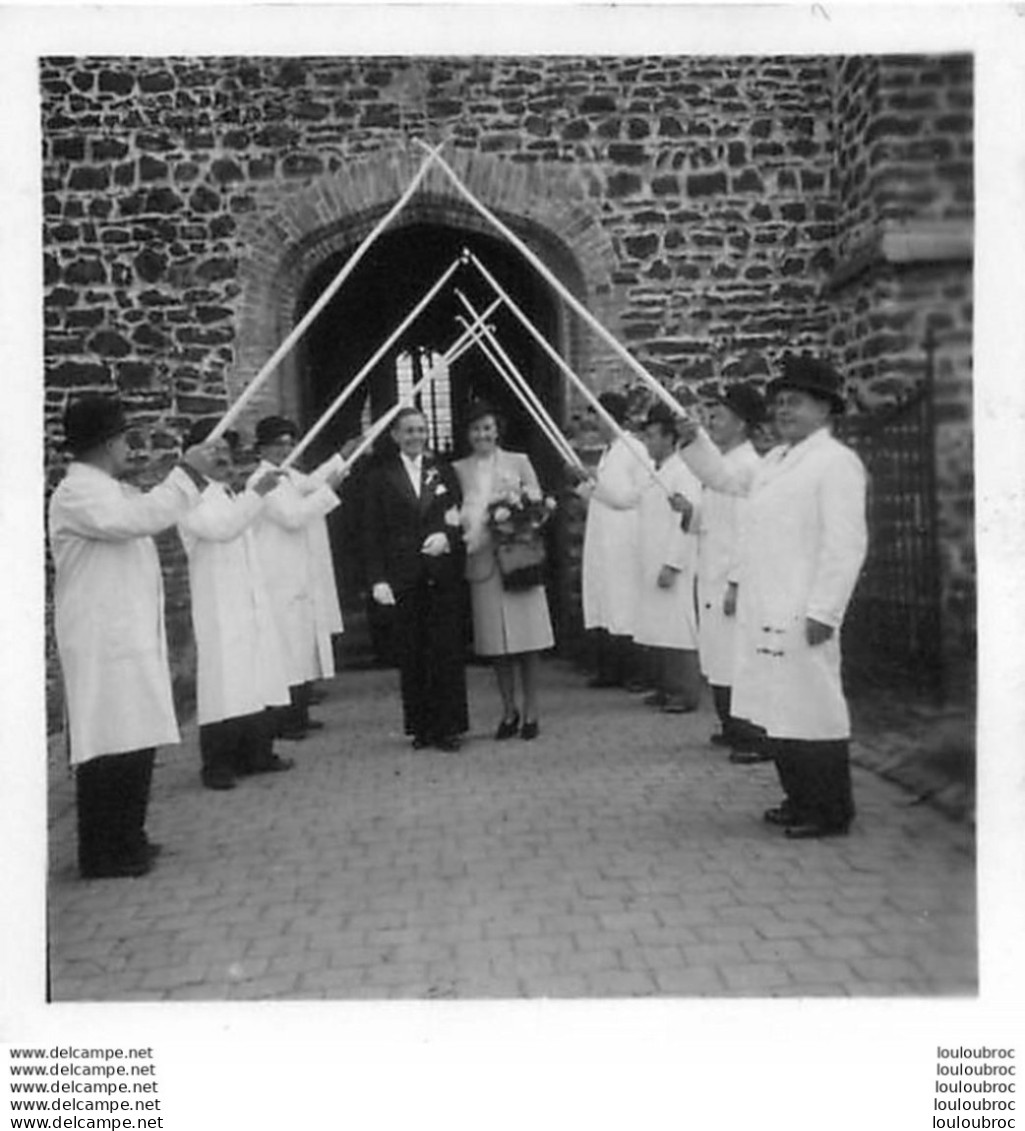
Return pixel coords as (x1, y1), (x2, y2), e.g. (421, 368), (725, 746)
(495, 712), (520, 740)
(520, 719), (540, 741)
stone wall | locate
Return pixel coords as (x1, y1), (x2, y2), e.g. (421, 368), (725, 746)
(40, 53), (975, 724)
(828, 54), (973, 689)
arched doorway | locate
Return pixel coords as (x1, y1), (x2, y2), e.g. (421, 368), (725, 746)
(294, 221), (573, 666)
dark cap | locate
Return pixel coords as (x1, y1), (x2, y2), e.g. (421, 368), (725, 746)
(184, 416), (239, 452)
(255, 415), (299, 447)
(62, 395), (127, 457)
(711, 382), (767, 429)
(767, 355), (846, 416)
(597, 391), (629, 425)
(643, 401), (680, 433)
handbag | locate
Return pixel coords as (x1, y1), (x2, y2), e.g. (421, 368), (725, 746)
(494, 534), (547, 592)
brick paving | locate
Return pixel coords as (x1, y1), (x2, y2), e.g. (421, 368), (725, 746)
(47, 660), (976, 1001)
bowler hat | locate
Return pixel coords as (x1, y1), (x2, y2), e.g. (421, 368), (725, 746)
(597, 391), (629, 425)
(255, 415), (299, 446)
(643, 402), (680, 432)
(62, 395), (127, 456)
(767, 355), (846, 416)
(712, 382), (767, 429)
(184, 416), (239, 452)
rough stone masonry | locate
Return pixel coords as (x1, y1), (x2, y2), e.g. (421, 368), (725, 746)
(39, 54), (974, 724)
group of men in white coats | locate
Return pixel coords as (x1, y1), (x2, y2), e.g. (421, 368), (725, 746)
(49, 395), (348, 879)
(579, 356), (868, 840)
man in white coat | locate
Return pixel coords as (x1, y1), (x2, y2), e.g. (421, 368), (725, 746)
(678, 356), (868, 839)
(49, 395), (217, 878)
(248, 416), (347, 739)
(634, 404), (702, 712)
(178, 420), (295, 790)
(577, 391), (651, 689)
(692, 383), (766, 757)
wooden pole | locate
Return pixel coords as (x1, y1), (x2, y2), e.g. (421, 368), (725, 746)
(414, 139), (692, 420)
(283, 254), (463, 467)
(466, 252), (667, 491)
(336, 300), (504, 471)
(453, 295), (582, 467)
(209, 141), (446, 441)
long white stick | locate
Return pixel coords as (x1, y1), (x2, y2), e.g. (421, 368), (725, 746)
(453, 296), (582, 468)
(339, 357), (443, 470)
(455, 315), (578, 469)
(209, 142), (446, 442)
(284, 254), (463, 467)
(335, 301), (504, 471)
(467, 253), (670, 493)
(414, 139), (691, 420)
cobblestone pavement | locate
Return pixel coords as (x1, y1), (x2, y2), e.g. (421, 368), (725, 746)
(47, 660), (976, 1001)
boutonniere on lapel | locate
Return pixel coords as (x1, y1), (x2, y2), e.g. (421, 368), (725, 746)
(422, 460), (448, 499)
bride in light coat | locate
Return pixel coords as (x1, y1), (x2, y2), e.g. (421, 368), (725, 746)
(453, 402), (554, 741)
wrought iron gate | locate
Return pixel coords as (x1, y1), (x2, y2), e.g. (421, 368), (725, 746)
(836, 335), (945, 702)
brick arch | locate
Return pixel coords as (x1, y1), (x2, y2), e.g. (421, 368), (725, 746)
(230, 147), (619, 423)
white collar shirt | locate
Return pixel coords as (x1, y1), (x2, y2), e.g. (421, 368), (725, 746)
(400, 452), (423, 497)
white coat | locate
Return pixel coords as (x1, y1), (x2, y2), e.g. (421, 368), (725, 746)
(634, 452), (701, 649)
(48, 462), (202, 765)
(304, 454), (346, 637)
(681, 425), (867, 740)
(695, 440), (761, 685)
(178, 483), (291, 725)
(246, 461), (341, 686)
(580, 433), (650, 636)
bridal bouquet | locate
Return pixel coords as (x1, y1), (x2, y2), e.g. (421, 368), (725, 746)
(485, 486), (557, 591)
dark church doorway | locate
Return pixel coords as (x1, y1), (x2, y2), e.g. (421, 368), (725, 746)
(294, 221), (573, 667)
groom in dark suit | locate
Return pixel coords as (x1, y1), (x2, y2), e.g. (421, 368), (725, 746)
(364, 407), (469, 751)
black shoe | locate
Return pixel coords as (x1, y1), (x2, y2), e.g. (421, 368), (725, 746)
(784, 823), (850, 840)
(661, 700), (696, 714)
(249, 754), (295, 775)
(643, 691), (666, 708)
(80, 856), (151, 880)
(495, 712), (520, 741)
(277, 726), (308, 742)
(303, 718), (325, 731)
(201, 770), (237, 791)
(763, 805), (798, 827)
(435, 735), (462, 752)
(729, 749), (773, 765)
(520, 720), (540, 741)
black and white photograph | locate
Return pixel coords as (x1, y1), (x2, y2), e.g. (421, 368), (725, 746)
(2, 3), (1023, 1128)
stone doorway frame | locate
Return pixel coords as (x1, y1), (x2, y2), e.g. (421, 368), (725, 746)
(228, 146), (620, 433)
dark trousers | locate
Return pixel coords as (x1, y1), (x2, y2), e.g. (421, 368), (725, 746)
(76, 748), (155, 875)
(653, 647), (702, 709)
(200, 712), (274, 783)
(711, 684), (766, 747)
(394, 578), (468, 741)
(592, 630), (647, 687)
(769, 738), (855, 830)
(270, 683), (314, 736)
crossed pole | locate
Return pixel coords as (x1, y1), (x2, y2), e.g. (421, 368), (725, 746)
(210, 136), (692, 457)
(332, 298), (504, 473)
(209, 141), (447, 443)
(283, 253), (466, 468)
